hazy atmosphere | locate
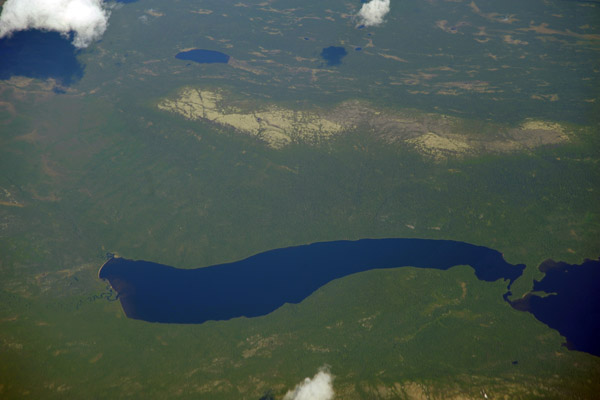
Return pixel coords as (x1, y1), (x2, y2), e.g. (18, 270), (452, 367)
(1, 0), (599, 398)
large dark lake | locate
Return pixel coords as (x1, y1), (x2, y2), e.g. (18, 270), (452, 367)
(508, 258), (600, 357)
(99, 238), (600, 357)
(99, 238), (524, 324)
(0, 30), (83, 85)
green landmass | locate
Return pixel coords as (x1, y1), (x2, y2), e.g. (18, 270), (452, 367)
(1, 0), (600, 398)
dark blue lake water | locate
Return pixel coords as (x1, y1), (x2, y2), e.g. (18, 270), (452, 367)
(99, 238), (524, 324)
(321, 46), (347, 66)
(175, 49), (230, 64)
(0, 30), (83, 85)
(508, 258), (600, 357)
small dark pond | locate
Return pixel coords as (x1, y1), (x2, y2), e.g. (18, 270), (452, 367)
(321, 46), (347, 66)
(99, 238), (524, 324)
(175, 49), (230, 64)
(508, 258), (600, 357)
(0, 29), (83, 85)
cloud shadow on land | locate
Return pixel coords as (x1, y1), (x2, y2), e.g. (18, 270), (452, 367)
(320, 46), (347, 66)
(0, 29), (84, 85)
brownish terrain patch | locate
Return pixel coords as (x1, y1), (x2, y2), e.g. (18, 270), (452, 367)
(239, 334), (285, 358)
(519, 22), (600, 41)
(158, 88), (572, 159)
(469, 1), (518, 24)
(0, 187), (24, 207)
(0, 100), (16, 116)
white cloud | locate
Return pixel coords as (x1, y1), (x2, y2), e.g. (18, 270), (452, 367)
(0, 0), (110, 48)
(357, 0), (391, 27)
(283, 366), (334, 400)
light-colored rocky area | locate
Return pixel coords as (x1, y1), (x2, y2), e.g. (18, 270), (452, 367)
(158, 87), (570, 158)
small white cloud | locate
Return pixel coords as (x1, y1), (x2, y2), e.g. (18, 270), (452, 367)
(357, 0), (391, 27)
(283, 366), (334, 400)
(0, 0), (111, 48)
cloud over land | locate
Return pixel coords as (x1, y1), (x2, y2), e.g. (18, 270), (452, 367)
(0, 0), (110, 48)
(283, 366), (334, 400)
(357, 0), (391, 27)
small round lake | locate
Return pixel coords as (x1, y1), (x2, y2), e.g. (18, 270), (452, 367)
(175, 49), (230, 64)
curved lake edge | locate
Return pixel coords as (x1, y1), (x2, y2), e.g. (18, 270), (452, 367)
(99, 238), (525, 325)
(507, 257), (600, 357)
